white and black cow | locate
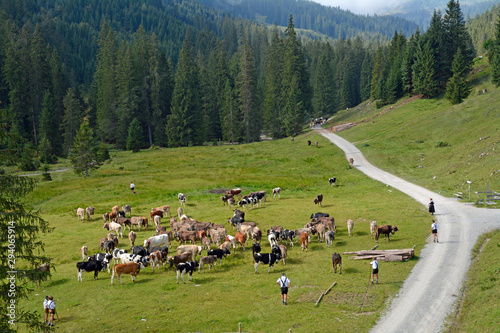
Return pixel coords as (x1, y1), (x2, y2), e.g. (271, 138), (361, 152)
(176, 260), (198, 284)
(207, 248), (229, 264)
(132, 246), (148, 257)
(325, 230), (335, 247)
(113, 248), (128, 264)
(310, 212), (330, 220)
(87, 253), (113, 273)
(76, 261), (107, 281)
(253, 253), (280, 273)
(271, 245), (282, 260)
(280, 229), (295, 246)
(328, 177), (336, 186)
(252, 242), (261, 256)
(228, 216), (244, 228)
(119, 253), (150, 267)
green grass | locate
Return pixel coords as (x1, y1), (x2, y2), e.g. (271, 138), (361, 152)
(17, 133), (430, 332)
(448, 230), (500, 333)
(331, 57), (499, 201)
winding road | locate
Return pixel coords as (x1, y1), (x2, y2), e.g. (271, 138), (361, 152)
(316, 128), (500, 333)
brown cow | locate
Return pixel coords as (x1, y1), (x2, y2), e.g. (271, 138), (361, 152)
(314, 194), (323, 207)
(235, 232), (247, 250)
(128, 231), (137, 248)
(150, 210), (164, 219)
(175, 231), (197, 244)
(375, 225), (399, 242)
(198, 255), (218, 273)
(315, 223), (326, 242)
(102, 212), (110, 223)
(300, 232), (310, 252)
(114, 217), (131, 230)
(111, 262), (145, 284)
(112, 205), (120, 214)
(278, 244), (287, 265)
(332, 253), (342, 274)
(226, 188), (241, 196)
(168, 252), (192, 268)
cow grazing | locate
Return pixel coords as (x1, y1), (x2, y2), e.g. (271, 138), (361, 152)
(238, 224), (253, 240)
(113, 248), (128, 264)
(207, 248), (229, 264)
(227, 197), (236, 208)
(317, 216), (336, 232)
(225, 235), (236, 249)
(76, 261), (106, 281)
(109, 211), (117, 221)
(280, 229), (295, 246)
(122, 204), (132, 217)
(111, 262), (145, 284)
(98, 237), (107, 251)
(176, 261), (198, 284)
(325, 230), (335, 247)
(227, 188), (242, 196)
(80, 246), (88, 261)
(235, 232), (247, 250)
(300, 232), (310, 252)
(176, 245), (202, 261)
(150, 210), (164, 220)
(199, 255), (218, 273)
(175, 231), (197, 245)
(315, 223), (326, 242)
(268, 231), (278, 247)
(272, 187), (281, 199)
(128, 231), (137, 248)
(328, 177), (336, 186)
(114, 217), (131, 230)
(131, 216), (148, 231)
(117, 210), (126, 218)
(370, 220), (377, 239)
(252, 242), (261, 256)
(103, 240), (115, 253)
(103, 222), (123, 238)
(153, 205), (171, 217)
(76, 208), (85, 222)
(314, 194), (323, 207)
(144, 234), (169, 250)
(87, 253), (113, 273)
(178, 193), (187, 206)
(278, 245), (287, 265)
(132, 246), (148, 257)
(310, 212), (329, 220)
(112, 205), (120, 214)
(347, 219), (354, 237)
(220, 241), (232, 254)
(85, 207), (95, 220)
(201, 237), (211, 250)
(375, 225), (399, 242)
(177, 207), (183, 219)
(252, 227), (262, 244)
(253, 253), (279, 273)
(103, 212), (110, 223)
(332, 253), (342, 274)
(154, 215), (161, 227)
(149, 251), (168, 273)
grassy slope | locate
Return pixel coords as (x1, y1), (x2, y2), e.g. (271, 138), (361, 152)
(18, 132), (430, 332)
(331, 57), (499, 200)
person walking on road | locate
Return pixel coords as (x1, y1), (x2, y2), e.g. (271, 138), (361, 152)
(277, 273), (291, 305)
(370, 259), (379, 284)
(431, 220), (439, 243)
(428, 198), (435, 215)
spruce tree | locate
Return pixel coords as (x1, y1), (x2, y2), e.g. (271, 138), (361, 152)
(445, 48), (472, 104)
(313, 44), (336, 117)
(491, 14), (500, 86)
(370, 47), (384, 100)
(39, 90), (61, 156)
(70, 118), (101, 177)
(61, 88), (82, 156)
(221, 78), (241, 143)
(413, 40), (439, 98)
(115, 42), (136, 150)
(127, 118), (144, 152)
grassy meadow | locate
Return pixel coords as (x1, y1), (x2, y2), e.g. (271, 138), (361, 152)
(18, 131), (431, 332)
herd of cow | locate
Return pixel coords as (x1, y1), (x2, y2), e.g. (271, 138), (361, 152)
(74, 185), (399, 286)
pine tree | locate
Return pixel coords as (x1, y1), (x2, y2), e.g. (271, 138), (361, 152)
(221, 78), (241, 143)
(370, 47), (384, 100)
(0, 174), (53, 332)
(445, 48), (472, 104)
(426, 10), (446, 87)
(70, 118), (101, 177)
(61, 88), (82, 156)
(313, 44), (336, 117)
(413, 40), (439, 98)
(491, 14), (500, 86)
(127, 117), (144, 152)
(39, 90), (62, 157)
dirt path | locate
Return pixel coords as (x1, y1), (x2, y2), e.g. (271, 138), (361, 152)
(316, 128), (500, 333)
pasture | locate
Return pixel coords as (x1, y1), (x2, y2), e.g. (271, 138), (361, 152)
(19, 132), (430, 332)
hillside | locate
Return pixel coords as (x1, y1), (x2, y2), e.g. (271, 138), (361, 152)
(329, 56), (500, 200)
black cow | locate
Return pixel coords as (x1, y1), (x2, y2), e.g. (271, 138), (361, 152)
(328, 177), (336, 186)
(87, 253), (113, 273)
(118, 210), (126, 218)
(332, 253), (342, 274)
(76, 261), (106, 281)
(271, 245), (282, 259)
(103, 240), (115, 253)
(233, 210), (245, 218)
(252, 242), (261, 256)
(280, 229), (295, 246)
(132, 246), (148, 256)
(253, 253), (279, 273)
(228, 216), (244, 228)
(176, 260), (199, 284)
(310, 212), (329, 220)
(207, 248), (230, 264)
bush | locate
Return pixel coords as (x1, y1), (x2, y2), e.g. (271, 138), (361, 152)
(18, 146), (39, 171)
(96, 145), (110, 162)
(41, 164), (52, 181)
(435, 141), (450, 148)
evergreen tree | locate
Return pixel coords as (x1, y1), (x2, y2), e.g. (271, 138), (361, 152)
(401, 33), (418, 95)
(221, 78), (241, 143)
(126, 117), (144, 152)
(359, 50), (373, 101)
(426, 10), (446, 87)
(0, 174), (53, 332)
(370, 47), (384, 100)
(70, 118), (101, 177)
(39, 90), (62, 156)
(313, 44), (336, 117)
(445, 48), (472, 104)
(166, 36), (202, 147)
(38, 135), (56, 164)
(491, 14), (500, 86)
(413, 40), (439, 98)
(61, 88), (82, 155)
(236, 37), (259, 142)
(442, 0), (474, 82)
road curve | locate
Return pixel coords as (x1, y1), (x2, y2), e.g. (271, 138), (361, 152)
(316, 128), (500, 333)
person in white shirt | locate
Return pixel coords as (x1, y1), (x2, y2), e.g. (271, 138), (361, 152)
(431, 220), (439, 243)
(47, 296), (56, 327)
(43, 296), (49, 324)
(130, 182), (136, 194)
(370, 259), (379, 284)
(276, 273), (291, 305)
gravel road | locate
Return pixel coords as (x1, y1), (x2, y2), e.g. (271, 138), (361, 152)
(316, 128), (500, 333)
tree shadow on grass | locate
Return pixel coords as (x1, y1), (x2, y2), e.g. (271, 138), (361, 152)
(44, 278), (70, 287)
(342, 267), (360, 274)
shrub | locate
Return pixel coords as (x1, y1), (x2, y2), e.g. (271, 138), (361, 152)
(435, 141), (450, 148)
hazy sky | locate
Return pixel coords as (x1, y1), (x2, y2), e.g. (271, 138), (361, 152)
(310, 0), (409, 15)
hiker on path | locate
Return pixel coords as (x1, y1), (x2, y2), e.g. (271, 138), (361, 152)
(130, 182), (136, 194)
(428, 198), (435, 215)
(431, 220), (439, 243)
(276, 273), (291, 305)
(370, 259), (379, 284)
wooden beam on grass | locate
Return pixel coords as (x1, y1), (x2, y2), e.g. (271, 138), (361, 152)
(315, 281), (337, 307)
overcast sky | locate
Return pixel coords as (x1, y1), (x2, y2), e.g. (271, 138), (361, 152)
(310, 0), (409, 15)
